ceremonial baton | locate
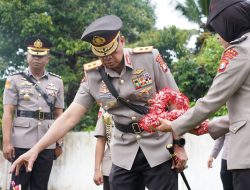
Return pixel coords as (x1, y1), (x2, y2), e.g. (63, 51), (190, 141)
(166, 144), (191, 190)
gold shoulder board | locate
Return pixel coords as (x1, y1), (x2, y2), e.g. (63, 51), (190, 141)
(84, 60), (102, 71)
(48, 72), (62, 79)
(132, 46), (153, 54)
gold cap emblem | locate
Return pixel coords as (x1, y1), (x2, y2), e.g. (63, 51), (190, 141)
(34, 39), (43, 48)
(92, 36), (106, 46)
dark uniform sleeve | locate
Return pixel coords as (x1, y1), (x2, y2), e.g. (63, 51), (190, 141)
(3, 76), (18, 105)
(172, 46), (250, 135)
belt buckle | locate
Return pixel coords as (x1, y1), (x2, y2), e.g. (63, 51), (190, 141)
(131, 123), (141, 134)
(38, 111), (45, 120)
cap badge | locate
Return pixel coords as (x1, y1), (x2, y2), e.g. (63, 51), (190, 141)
(34, 39), (43, 48)
(92, 36), (106, 46)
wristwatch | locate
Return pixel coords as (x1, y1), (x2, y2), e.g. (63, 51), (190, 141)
(173, 138), (185, 147)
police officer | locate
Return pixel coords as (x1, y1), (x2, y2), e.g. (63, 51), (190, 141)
(93, 108), (113, 190)
(93, 108), (145, 190)
(156, 0), (250, 189)
(2, 35), (64, 190)
(10, 15), (187, 190)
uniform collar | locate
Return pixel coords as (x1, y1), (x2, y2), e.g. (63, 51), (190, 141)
(26, 68), (49, 79)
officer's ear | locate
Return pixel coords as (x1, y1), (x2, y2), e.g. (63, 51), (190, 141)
(119, 35), (125, 46)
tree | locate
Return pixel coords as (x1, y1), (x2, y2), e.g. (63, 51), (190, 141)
(0, 0), (156, 131)
(133, 26), (193, 66)
(172, 35), (224, 101)
(174, 0), (211, 28)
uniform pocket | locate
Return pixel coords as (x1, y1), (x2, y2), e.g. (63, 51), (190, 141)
(229, 120), (247, 134)
(13, 117), (29, 127)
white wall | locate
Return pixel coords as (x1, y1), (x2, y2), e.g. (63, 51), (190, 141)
(0, 132), (222, 190)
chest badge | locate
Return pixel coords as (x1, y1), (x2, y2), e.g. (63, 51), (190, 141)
(133, 69), (144, 75)
(99, 81), (110, 94)
(132, 73), (152, 90)
(138, 86), (152, 97)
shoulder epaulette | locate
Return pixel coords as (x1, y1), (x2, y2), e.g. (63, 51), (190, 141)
(84, 60), (102, 71)
(10, 71), (23, 76)
(132, 46), (153, 54)
(230, 35), (248, 45)
(48, 72), (62, 79)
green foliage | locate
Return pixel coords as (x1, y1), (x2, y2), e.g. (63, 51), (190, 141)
(173, 35), (224, 102)
(174, 0), (211, 28)
(132, 26), (193, 66)
(0, 0), (156, 133)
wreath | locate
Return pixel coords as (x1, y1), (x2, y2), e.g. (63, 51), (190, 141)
(139, 87), (208, 134)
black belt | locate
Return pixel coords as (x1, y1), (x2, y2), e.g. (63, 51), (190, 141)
(114, 122), (144, 134)
(16, 110), (54, 120)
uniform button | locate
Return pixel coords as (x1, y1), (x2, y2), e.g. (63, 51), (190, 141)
(38, 107), (42, 110)
(136, 134), (142, 140)
(37, 81), (41, 84)
(131, 116), (136, 121)
(38, 122), (41, 125)
(120, 80), (124, 84)
(39, 94), (41, 96)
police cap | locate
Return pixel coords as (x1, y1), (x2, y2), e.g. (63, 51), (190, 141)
(81, 15), (123, 57)
(206, 0), (245, 31)
(25, 35), (52, 56)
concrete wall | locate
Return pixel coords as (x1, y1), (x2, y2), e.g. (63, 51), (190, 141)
(0, 132), (222, 190)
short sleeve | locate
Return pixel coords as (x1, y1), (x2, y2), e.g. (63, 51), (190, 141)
(73, 80), (95, 109)
(3, 76), (18, 105)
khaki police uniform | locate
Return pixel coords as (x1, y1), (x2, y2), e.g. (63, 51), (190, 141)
(4, 68), (64, 190)
(75, 47), (178, 189)
(94, 109), (112, 177)
(75, 47), (177, 170)
(3, 69), (64, 149)
(79, 15), (179, 190)
(3, 35), (64, 190)
(172, 32), (250, 171)
(94, 108), (145, 190)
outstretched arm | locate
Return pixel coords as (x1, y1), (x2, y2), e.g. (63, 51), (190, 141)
(10, 102), (87, 175)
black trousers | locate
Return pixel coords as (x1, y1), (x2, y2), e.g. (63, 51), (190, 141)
(104, 175), (145, 190)
(11, 148), (54, 190)
(220, 159), (233, 190)
(232, 168), (250, 190)
(109, 148), (178, 190)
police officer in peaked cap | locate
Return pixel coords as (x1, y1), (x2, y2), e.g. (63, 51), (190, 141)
(2, 35), (64, 190)
(10, 16), (187, 190)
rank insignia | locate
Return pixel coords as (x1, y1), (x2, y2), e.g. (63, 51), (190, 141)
(46, 83), (57, 90)
(21, 81), (33, 87)
(133, 69), (144, 75)
(218, 48), (238, 73)
(132, 73), (152, 90)
(156, 54), (168, 72)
